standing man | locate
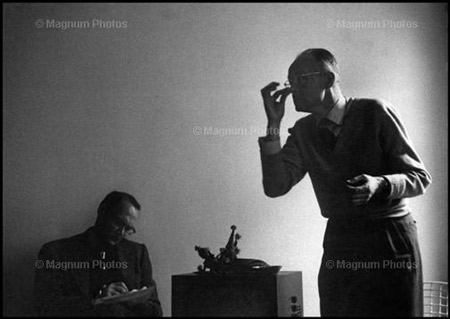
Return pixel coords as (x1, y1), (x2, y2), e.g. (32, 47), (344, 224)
(259, 48), (431, 316)
(35, 191), (163, 317)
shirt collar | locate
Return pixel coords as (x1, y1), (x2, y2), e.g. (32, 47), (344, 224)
(87, 226), (120, 252)
(325, 97), (347, 125)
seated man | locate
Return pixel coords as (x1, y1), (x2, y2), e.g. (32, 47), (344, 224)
(34, 191), (163, 317)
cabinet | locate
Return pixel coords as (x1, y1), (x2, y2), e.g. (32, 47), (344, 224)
(172, 271), (303, 317)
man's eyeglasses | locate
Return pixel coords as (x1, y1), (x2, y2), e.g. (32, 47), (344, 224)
(284, 71), (323, 88)
(110, 217), (136, 236)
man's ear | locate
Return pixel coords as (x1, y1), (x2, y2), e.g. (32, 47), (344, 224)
(324, 71), (335, 89)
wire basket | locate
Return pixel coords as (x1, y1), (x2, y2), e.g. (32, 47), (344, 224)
(424, 281), (448, 317)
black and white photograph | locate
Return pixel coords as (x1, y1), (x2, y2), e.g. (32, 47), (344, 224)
(3, 2), (448, 317)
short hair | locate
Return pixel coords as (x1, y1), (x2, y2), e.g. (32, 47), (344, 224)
(293, 48), (340, 75)
(97, 191), (141, 218)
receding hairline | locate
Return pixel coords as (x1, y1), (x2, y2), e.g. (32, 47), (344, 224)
(288, 55), (321, 75)
(289, 48), (339, 75)
(97, 191), (141, 216)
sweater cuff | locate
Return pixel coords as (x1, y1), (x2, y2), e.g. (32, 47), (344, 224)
(377, 175), (391, 197)
(382, 174), (403, 198)
(258, 136), (281, 155)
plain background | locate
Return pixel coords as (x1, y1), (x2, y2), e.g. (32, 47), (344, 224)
(3, 3), (447, 316)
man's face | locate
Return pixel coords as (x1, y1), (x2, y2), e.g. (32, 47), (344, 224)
(99, 202), (139, 246)
(288, 56), (326, 113)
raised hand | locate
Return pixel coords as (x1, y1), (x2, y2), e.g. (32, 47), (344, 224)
(260, 82), (291, 126)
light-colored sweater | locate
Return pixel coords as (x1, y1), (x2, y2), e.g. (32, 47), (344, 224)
(259, 98), (432, 219)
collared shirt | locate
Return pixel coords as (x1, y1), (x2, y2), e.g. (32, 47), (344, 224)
(325, 97), (348, 126)
(318, 97), (351, 137)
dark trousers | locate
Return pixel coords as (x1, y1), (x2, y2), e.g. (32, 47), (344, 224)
(318, 214), (423, 317)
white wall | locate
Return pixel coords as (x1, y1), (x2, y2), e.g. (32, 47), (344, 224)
(3, 3), (447, 316)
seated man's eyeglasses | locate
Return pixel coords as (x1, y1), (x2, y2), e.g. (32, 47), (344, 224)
(110, 216), (136, 235)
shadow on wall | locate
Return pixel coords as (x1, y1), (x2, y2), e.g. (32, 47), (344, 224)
(3, 220), (97, 316)
(3, 252), (39, 316)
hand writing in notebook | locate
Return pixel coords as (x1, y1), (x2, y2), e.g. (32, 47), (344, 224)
(99, 281), (129, 298)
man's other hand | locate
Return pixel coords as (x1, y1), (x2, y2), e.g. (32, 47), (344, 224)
(346, 174), (385, 206)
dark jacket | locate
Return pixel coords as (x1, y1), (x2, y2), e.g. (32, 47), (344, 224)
(34, 227), (163, 317)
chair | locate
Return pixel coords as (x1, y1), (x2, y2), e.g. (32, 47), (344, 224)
(424, 281), (448, 317)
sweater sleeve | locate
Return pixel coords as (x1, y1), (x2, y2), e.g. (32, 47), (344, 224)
(259, 126), (308, 198)
(379, 102), (432, 198)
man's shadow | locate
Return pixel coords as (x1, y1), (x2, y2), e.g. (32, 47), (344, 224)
(4, 250), (39, 316)
(3, 218), (94, 316)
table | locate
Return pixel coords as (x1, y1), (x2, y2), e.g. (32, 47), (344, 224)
(172, 271), (303, 317)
